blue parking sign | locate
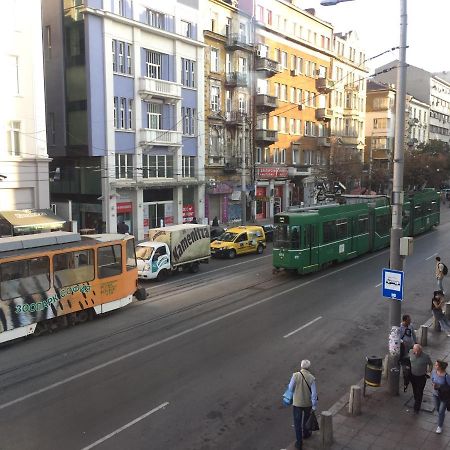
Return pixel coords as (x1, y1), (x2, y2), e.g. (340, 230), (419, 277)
(382, 268), (404, 300)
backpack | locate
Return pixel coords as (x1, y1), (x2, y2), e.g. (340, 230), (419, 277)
(443, 264), (448, 276)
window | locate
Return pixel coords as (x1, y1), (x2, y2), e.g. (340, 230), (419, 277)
(295, 119), (301, 135)
(290, 87), (296, 103)
(376, 214), (390, 236)
(118, 42), (124, 73)
(7, 121), (21, 156)
(112, 40), (116, 71)
(280, 84), (287, 101)
(296, 88), (302, 104)
(238, 57), (247, 74)
(211, 86), (220, 112)
(146, 50), (162, 79)
(126, 239), (137, 271)
(256, 147), (262, 164)
(182, 156), (195, 177)
(281, 51), (287, 69)
(128, 99), (133, 130)
(8, 56), (20, 95)
(181, 58), (195, 88)
(182, 107), (196, 135)
(147, 8), (164, 29)
(304, 121), (315, 136)
(47, 113), (56, 145)
(115, 153), (133, 179)
(238, 95), (246, 113)
(0, 257), (50, 300)
(292, 147), (299, 164)
(146, 103), (162, 129)
(114, 97), (118, 128)
(274, 82), (280, 98)
(126, 43), (132, 75)
(97, 245), (122, 279)
(45, 25), (52, 60)
(272, 116), (278, 131)
(336, 219), (348, 239)
(53, 250), (95, 288)
(211, 48), (219, 72)
(142, 154), (174, 178)
(358, 216), (369, 234)
(180, 20), (192, 38)
(280, 148), (286, 164)
(273, 148), (279, 163)
(373, 118), (389, 129)
(323, 220), (336, 243)
(280, 117), (286, 133)
(120, 98), (126, 129)
(289, 118), (295, 134)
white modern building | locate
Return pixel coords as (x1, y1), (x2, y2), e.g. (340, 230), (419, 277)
(42, 0), (205, 240)
(375, 61), (450, 144)
(0, 0), (50, 210)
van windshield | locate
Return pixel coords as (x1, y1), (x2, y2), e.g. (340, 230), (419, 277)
(135, 246), (155, 260)
(217, 232), (238, 242)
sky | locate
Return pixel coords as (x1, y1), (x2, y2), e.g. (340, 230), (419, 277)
(307, 0), (450, 74)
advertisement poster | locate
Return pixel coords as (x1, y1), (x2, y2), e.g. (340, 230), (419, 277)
(183, 204), (195, 222)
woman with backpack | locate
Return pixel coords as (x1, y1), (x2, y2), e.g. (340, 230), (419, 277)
(431, 360), (450, 434)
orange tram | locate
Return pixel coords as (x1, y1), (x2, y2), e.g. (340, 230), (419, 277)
(0, 231), (145, 344)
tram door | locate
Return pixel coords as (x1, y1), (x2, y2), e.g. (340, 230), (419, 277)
(305, 224), (318, 267)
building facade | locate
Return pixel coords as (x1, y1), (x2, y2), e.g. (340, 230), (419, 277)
(203, 0), (254, 224)
(42, 0), (205, 240)
(375, 61), (450, 145)
(1, 0), (50, 210)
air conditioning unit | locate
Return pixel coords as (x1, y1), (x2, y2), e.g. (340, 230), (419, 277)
(291, 69), (299, 77)
(256, 50), (262, 56)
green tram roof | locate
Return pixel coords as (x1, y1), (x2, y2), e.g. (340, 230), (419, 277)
(276, 202), (371, 221)
(0, 231), (132, 261)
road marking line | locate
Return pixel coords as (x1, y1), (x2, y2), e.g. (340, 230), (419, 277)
(426, 253), (438, 261)
(0, 250), (387, 411)
(375, 282), (382, 287)
(80, 402), (169, 450)
(283, 316), (322, 339)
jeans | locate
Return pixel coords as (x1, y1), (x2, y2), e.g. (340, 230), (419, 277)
(410, 374), (427, 411)
(293, 406), (312, 448)
(433, 394), (447, 427)
(433, 309), (450, 333)
(437, 278), (444, 292)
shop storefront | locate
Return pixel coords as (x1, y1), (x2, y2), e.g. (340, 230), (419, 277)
(254, 167), (289, 219)
(117, 202), (133, 234)
(205, 182), (233, 225)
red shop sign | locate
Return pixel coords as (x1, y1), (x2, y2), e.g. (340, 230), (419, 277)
(256, 167), (288, 179)
(117, 202), (132, 213)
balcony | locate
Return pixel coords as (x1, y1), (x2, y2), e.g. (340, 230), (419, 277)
(225, 111), (247, 125)
(225, 33), (253, 52)
(315, 108), (333, 121)
(316, 77), (334, 93)
(344, 83), (359, 91)
(288, 165), (317, 177)
(139, 128), (182, 147)
(343, 106), (360, 117)
(138, 78), (182, 103)
(255, 94), (278, 111)
(225, 72), (248, 87)
(341, 136), (360, 146)
(255, 128), (278, 144)
(317, 137), (331, 147)
(255, 57), (282, 77)
(223, 158), (238, 173)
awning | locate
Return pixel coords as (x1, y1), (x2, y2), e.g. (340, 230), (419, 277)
(0, 209), (66, 233)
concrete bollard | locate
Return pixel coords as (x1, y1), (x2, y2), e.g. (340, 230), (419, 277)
(389, 367), (400, 396)
(382, 354), (389, 380)
(446, 302), (450, 320)
(320, 411), (333, 448)
(348, 385), (362, 416)
(419, 325), (428, 347)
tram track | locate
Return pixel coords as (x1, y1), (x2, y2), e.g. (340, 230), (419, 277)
(0, 266), (292, 390)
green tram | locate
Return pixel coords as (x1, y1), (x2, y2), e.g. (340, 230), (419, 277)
(272, 189), (440, 274)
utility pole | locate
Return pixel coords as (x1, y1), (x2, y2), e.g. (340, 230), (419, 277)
(241, 114), (247, 225)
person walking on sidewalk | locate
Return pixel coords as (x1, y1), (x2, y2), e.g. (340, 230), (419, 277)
(409, 344), (433, 413)
(431, 291), (450, 336)
(287, 360), (318, 450)
(400, 314), (417, 391)
(436, 256), (446, 293)
(431, 360), (450, 434)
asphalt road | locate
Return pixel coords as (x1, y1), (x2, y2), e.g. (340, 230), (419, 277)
(1, 208), (450, 450)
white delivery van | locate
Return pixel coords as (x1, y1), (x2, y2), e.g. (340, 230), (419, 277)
(136, 224), (211, 281)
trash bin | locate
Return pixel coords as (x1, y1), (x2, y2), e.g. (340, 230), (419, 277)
(365, 356), (383, 387)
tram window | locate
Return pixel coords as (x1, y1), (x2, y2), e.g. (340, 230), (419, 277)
(291, 227), (300, 249)
(358, 216), (368, 234)
(323, 220), (336, 243)
(53, 249), (94, 288)
(414, 205), (422, 217)
(376, 215), (390, 235)
(274, 224), (289, 247)
(0, 256), (50, 300)
(336, 220), (348, 239)
(126, 239), (137, 271)
(97, 245), (123, 278)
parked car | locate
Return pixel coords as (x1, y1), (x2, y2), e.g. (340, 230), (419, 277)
(262, 224), (274, 242)
(210, 226), (225, 242)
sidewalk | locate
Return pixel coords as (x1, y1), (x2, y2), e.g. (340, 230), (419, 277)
(286, 327), (450, 450)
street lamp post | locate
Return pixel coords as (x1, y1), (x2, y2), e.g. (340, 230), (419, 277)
(322, 0), (408, 389)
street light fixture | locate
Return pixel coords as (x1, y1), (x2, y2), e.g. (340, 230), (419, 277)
(320, 0), (354, 5)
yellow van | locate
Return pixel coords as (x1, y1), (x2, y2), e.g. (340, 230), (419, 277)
(210, 225), (266, 259)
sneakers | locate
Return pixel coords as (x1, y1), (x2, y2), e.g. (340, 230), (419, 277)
(436, 426), (443, 434)
(447, 334), (450, 337)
